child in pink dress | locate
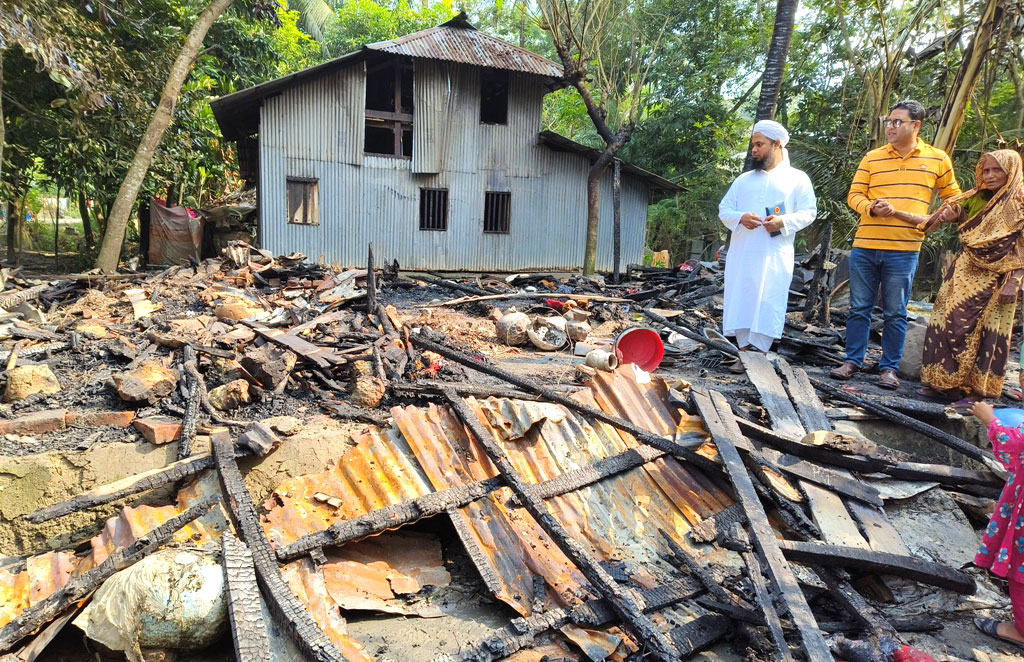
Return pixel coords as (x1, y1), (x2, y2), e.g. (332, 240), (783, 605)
(970, 400), (1024, 647)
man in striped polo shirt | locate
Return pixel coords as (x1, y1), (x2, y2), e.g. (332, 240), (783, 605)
(831, 100), (961, 389)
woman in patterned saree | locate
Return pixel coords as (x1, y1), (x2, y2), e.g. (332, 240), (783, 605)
(916, 149), (1024, 406)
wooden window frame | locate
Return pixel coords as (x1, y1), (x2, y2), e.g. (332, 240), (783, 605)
(365, 61), (413, 158)
(286, 177), (320, 226)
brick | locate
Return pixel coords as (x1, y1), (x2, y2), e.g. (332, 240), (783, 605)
(0, 409), (68, 435)
(133, 417), (183, 445)
(66, 410), (136, 428)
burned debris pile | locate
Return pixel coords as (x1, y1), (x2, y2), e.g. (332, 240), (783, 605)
(0, 245), (1012, 662)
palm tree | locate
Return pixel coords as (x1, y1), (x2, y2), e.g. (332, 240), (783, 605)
(287, 0), (339, 54)
(743, 0), (799, 170)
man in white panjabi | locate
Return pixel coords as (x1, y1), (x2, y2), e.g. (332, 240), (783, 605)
(718, 120), (817, 369)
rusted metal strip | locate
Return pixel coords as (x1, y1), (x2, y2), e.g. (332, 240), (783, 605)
(410, 333), (704, 461)
(0, 497), (218, 653)
(774, 358), (831, 432)
(691, 388), (832, 661)
(222, 531), (271, 662)
(24, 454), (216, 524)
(211, 432), (347, 662)
(777, 540), (976, 594)
(809, 377), (988, 464)
(279, 443), (668, 561)
(453, 577), (703, 662)
(443, 391), (680, 662)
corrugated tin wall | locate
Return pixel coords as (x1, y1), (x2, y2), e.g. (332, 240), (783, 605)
(259, 61), (649, 271)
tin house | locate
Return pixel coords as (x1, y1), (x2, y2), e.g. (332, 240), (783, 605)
(211, 14), (677, 271)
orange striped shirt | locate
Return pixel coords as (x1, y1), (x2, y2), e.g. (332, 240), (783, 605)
(848, 139), (961, 251)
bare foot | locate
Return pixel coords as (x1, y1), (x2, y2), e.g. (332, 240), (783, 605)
(997, 621), (1024, 643)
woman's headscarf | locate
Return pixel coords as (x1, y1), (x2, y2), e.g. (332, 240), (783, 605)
(953, 149), (1024, 273)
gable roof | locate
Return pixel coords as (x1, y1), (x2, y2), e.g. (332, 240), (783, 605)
(211, 14), (563, 141)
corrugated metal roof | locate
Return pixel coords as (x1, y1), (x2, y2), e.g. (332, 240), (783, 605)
(366, 15), (563, 79)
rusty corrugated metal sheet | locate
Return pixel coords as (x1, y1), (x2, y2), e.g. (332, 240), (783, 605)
(367, 23), (562, 79)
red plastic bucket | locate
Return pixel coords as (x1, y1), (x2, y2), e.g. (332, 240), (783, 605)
(614, 328), (665, 372)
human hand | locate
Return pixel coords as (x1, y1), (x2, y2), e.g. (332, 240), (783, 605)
(763, 216), (784, 234)
(917, 211), (943, 233)
(739, 213), (763, 230)
(870, 199), (895, 217)
(969, 400), (996, 425)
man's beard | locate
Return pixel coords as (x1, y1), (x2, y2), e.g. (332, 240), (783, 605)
(752, 153), (774, 170)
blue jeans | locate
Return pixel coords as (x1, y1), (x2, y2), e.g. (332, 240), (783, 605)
(843, 247), (919, 371)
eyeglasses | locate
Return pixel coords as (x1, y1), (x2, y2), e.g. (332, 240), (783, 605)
(882, 118), (915, 128)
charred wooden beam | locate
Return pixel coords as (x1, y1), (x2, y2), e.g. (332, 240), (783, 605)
(211, 432), (346, 662)
(279, 444), (668, 561)
(691, 388), (832, 661)
(222, 531), (271, 662)
(411, 273), (493, 297)
(659, 528), (752, 609)
(809, 377), (989, 465)
(391, 381), (541, 402)
(366, 243), (376, 312)
(443, 391), (680, 662)
(741, 351), (805, 437)
(452, 578), (702, 662)
(775, 358), (830, 432)
(665, 614), (731, 657)
(410, 332), (705, 464)
(242, 322), (344, 369)
(0, 283), (51, 310)
(178, 345), (202, 460)
(698, 598), (940, 635)
(24, 454), (216, 524)
(777, 540), (976, 593)
(0, 497), (218, 653)
(770, 454), (883, 507)
(738, 528), (794, 662)
(737, 418), (1002, 487)
(0, 341), (69, 363)
(812, 564), (897, 640)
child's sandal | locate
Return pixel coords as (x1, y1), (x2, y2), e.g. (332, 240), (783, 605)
(974, 617), (1024, 650)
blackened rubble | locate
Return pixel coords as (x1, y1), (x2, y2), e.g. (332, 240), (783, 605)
(0, 243), (1017, 662)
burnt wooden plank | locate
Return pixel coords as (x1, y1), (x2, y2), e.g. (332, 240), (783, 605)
(775, 358), (831, 432)
(212, 433), (347, 662)
(222, 532), (271, 662)
(738, 529), (794, 662)
(740, 351), (804, 438)
(691, 389), (832, 661)
(777, 540), (976, 594)
(813, 564), (898, 639)
(801, 482), (871, 549)
(668, 614), (732, 657)
(243, 322), (342, 368)
(443, 392), (679, 662)
(772, 453), (882, 506)
(846, 502), (911, 556)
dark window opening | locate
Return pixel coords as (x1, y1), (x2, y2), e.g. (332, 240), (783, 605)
(287, 178), (319, 226)
(420, 188), (449, 231)
(480, 70), (509, 125)
(483, 191), (511, 233)
(365, 60), (414, 157)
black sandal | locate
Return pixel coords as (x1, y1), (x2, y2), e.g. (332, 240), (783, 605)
(974, 616), (1024, 650)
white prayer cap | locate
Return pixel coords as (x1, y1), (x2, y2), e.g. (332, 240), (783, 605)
(752, 120), (790, 146)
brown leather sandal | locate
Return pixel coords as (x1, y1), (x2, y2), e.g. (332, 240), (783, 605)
(877, 369), (899, 390)
(829, 362), (859, 380)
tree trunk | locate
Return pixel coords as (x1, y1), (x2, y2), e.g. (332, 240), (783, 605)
(583, 140), (626, 275)
(932, 0), (1005, 154)
(77, 188), (94, 250)
(612, 159), (621, 284)
(744, 0), (799, 170)
(95, 0), (236, 273)
(0, 48), (4, 218)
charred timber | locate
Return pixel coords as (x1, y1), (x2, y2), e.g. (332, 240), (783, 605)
(211, 432), (347, 662)
(0, 497), (218, 653)
(178, 345), (202, 460)
(642, 309), (740, 357)
(443, 391), (680, 662)
(777, 540), (976, 594)
(810, 377), (987, 463)
(222, 531), (271, 662)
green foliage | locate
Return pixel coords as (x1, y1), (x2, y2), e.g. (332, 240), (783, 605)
(322, 0), (457, 55)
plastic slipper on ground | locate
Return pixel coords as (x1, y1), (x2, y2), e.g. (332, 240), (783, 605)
(1006, 388), (1023, 402)
(916, 386), (956, 403)
(974, 617), (1024, 650)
